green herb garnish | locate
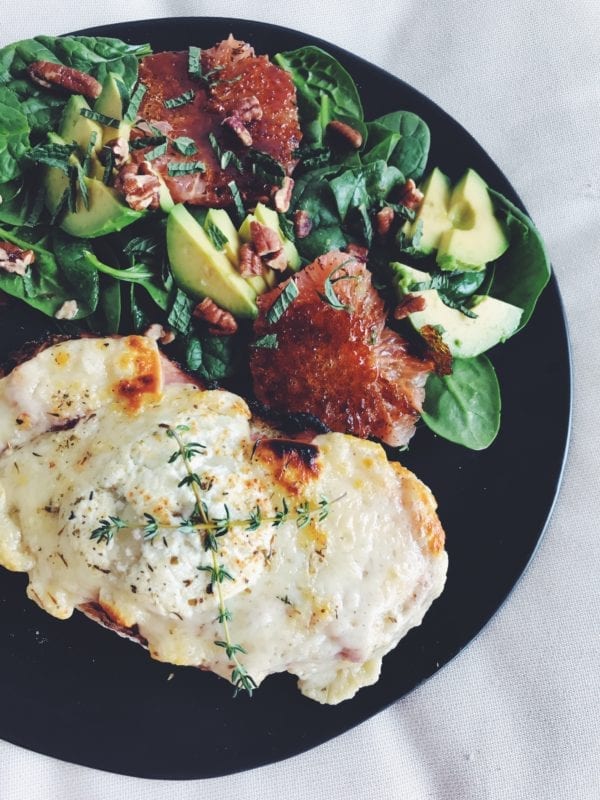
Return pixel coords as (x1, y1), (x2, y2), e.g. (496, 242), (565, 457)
(173, 136), (198, 156)
(164, 89), (195, 109)
(251, 333), (279, 349)
(205, 220), (228, 251)
(266, 279), (299, 325)
(167, 160), (206, 176)
(79, 107), (120, 128)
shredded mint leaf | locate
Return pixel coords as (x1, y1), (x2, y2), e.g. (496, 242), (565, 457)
(25, 141), (76, 173)
(167, 289), (195, 334)
(145, 141), (168, 161)
(167, 160), (206, 176)
(185, 335), (203, 371)
(252, 333), (279, 349)
(188, 46), (202, 79)
(266, 279), (299, 325)
(228, 180), (245, 225)
(80, 107), (120, 128)
(204, 221), (228, 251)
(173, 136), (198, 156)
(125, 82), (146, 122)
(130, 134), (166, 150)
(164, 90), (195, 109)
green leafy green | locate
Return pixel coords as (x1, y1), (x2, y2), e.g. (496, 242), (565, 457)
(421, 355), (501, 450)
(168, 288), (195, 334)
(488, 189), (551, 331)
(0, 36), (150, 139)
(266, 279), (299, 324)
(0, 87), (30, 182)
(364, 112), (430, 181)
(274, 46), (365, 147)
(51, 231), (100, 317)
(195, 334), (236, 382)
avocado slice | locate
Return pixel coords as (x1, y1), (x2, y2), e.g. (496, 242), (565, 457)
(59, 95), (103, 161)
(44, 133), (143, 238)
(253, 203), (301, 271)
(391, 262), (522, 357)
(403, 167), (453, 254)
(94, 73), (132, 144)
(205, 208), (240, 266)
(436, 169), (510, 272)
(167, 204), (258, 319)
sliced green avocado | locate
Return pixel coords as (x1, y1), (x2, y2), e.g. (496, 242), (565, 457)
(44, 133), (143, 238)
(391, 261), (522, 357)
(167, 204), (258, 319)
(436, 169), (510, 272)
(403, 167), (453, 254)
(238, 211), (277, 294)
(94, 73), (132, 144)
(59, 95), (103, 161)
(205, 208), (240, 266)
(254, 203), (301, 271)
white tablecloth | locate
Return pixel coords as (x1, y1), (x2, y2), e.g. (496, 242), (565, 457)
(1, 1), (598, 797)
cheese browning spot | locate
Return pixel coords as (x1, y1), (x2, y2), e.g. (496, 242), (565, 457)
(254, 439), (321, 494)
(113, 336), (162, 412)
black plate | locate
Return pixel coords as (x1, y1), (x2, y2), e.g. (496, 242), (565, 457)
(0, 17), (571, 779)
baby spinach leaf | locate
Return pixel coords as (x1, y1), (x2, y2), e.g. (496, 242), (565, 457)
(488, 189), (551, 331)
(0, 87), (30, 182)
(0, 227), (92, 318)
(0, 36), (151, 138)
(51, 231), (100, 316)
(274, 46), (365, 147)
(98, 278), (122, 333)
(421, 355), (501, 450)
(365, 112), (430, 181)
(0, 179), (44, 226)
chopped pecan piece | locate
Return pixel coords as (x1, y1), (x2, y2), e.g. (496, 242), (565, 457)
(344, 243), (369, 262)
(193, 297), (238, 335)
(114, 163), (161, 211)
(250, 221), (281, 257)
(293, 210), (313, 239)
(327, 119), (363, 149)
(264, 250), (288, 272)
(272, 176), (294, 213)
(399, 178), (424, 210)
(375, 206), (395, 237)
(235, 95), (263, 122)
(54, 300), (79, 321)
(393, 294), (427, 320)
(104, 137), (130, 169)
(27, 61), (102, 100)
(144, 324), (176, 345)
(239, 243), (265, 277)
(222, 115), (253, 147)
(0, 242), (35, 277)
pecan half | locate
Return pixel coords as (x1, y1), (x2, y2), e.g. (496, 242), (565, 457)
(375, 206), (395, 237)
(393, 293), (427, 320)
(399, 178), (424, 210)
(54, 300), (79, 321)
(0, 242), (35, 277)
(193, 297), (238, 335)
(250, 221), (281, 257)
(104, 137), (130, 169)
(327, 119), (363, 149)
(272, 176), (294, 213)
(222, 115), (253, 147)
(114, 162), (160, 211)
(344, 243), (369, 262)
(234, 95), (263, 123)
(27, 61), (102, 100)
(263, 250), (288, 272)
(239, 243), (265, 277)
(293, 209), (313, 239)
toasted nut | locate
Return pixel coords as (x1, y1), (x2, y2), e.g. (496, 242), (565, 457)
(327, 119), (363, 149)
(193, 297), (238, 335)
(104, 137), (130, 169)
(393, 294), (427, 320)
(250, 221), (281, 256)
(399, 178), (424, 210)
(0, 242), (35, 277)
(114, 163), (160, 211)
(375, 206), (395, 237)
(235, 95), (263, 123)
(144, 324), (176, 345)
(222, 115), (253, 147)
(263, 250), (288, 272)
(54, 300), (79, 321)
(27, 61), (102, 100)
(239, 243), (265, 277)
(293, 209), (313, 239)
(344, 243), (369, 262)
(272, 176), (294, 213)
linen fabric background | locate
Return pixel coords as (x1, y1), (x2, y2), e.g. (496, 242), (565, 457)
(0, 1), (598, 798)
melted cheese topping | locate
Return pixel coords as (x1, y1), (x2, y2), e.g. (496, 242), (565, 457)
(0, 338), (447, 703)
